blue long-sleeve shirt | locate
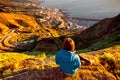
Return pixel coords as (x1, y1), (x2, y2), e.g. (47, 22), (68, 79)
(55, 49), (81, 74)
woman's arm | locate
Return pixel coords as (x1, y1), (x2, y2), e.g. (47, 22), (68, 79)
(74, 55), (81, 68)
(79, 56), (90, 63)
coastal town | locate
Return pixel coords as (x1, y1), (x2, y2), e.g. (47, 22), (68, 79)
(0, 0), (120, 80)
(0, 0), (100, 33)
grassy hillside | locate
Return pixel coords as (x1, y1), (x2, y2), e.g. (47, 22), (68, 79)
(0, 9), (119, 80)
(0, 12), (44, 51)
(0, 0), (120, 79)
(0, 12), (66, 52)
(73, 14), (120, 51)
(0, 0), (72, 52)
(0, 45), (120, 80)
(77, 34), (120, 53)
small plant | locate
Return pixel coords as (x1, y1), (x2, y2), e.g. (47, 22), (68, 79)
(99, 52), (120, 78)
(100, 52), (115, 61)
(77, 48), (91, 53)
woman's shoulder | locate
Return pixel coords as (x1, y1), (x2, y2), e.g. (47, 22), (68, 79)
(56, 49), (72, 56)
(57, 49), (68, 53)
(56, 49), (65, 55)
(71, 52), (79, 59)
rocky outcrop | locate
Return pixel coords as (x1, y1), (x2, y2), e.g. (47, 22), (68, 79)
(0, 45), (120, 79)
(3, 67), (116, 80)
(1, 53), (117, 80)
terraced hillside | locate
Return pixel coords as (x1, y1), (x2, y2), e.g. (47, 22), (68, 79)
(0, 0), (74, 52)
(0, 12), (62, 52)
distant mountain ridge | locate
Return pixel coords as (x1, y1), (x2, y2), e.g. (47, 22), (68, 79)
(73, 13), (120, 50)
(0, 0), (120, 80)
(0, 0), (120, 52)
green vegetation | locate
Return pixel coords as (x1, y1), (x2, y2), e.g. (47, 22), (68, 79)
(98, 52), (120, 78)
(0, 0), (120, 79)
(24, 51), (56, 57)
(77, 33), (120, 53)
(0, 52), (56, 77)
(77, 48), (91, 53)
(90, 34), (120, 50)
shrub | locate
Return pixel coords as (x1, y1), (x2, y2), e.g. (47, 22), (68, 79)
(99, 52), (120, 77)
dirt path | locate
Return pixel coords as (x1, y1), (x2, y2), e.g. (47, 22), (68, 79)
(0, 29), (17, 51)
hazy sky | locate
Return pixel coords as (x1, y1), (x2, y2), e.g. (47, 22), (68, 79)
(41, 0), (120, 19)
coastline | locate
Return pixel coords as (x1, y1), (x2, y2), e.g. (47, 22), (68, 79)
(0, 0), (100, 33)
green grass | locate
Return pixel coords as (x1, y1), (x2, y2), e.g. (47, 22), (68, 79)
(76, 48), (92, 53)
(77, 34), (120, 53)
(23, 51), (56, 57)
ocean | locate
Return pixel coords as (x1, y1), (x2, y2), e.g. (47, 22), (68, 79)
(40, 0), (120, 26)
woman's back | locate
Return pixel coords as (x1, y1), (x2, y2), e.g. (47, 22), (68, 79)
(55, 38), (81, 74)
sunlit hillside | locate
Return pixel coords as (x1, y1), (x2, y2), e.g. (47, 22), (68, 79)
(0, 0), (120, 80)
(0, 12), (43, 51)
(73, 14), (120, 51)
(0, 11), (119, 80)
(0, 52), (56, 76)
(0, 45), (120, 80)
(0, 0), (72, 52)
(0, 12), (64, 52)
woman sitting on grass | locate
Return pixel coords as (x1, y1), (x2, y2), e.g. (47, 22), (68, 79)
(55, 37), (81, 75)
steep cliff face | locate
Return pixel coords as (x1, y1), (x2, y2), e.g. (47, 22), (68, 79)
(74, 14), (120, 50)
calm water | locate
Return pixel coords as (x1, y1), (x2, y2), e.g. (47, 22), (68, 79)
(40, 0), (120, 26)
